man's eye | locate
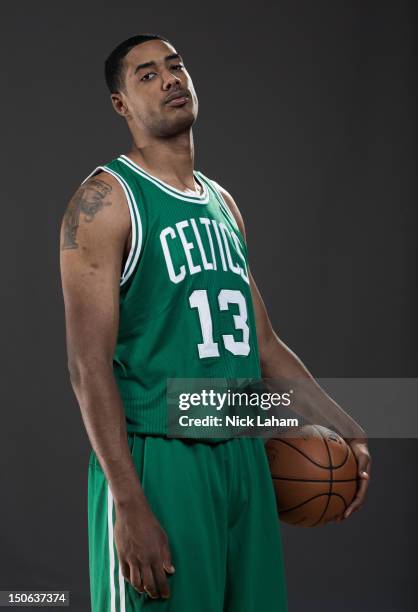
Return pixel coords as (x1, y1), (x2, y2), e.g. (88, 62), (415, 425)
(171, 64), (184, 71)
(141, 72), (156, 81)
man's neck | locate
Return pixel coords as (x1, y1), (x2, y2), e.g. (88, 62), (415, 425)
(128, 130), (197, 193)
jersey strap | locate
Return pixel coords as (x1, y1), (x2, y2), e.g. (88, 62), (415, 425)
(81, 165), (143, 287)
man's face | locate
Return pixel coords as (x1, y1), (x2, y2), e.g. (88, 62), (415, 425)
(117, 39), (198, 138)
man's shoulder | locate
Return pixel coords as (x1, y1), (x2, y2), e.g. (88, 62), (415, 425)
(80, 168), (125, 202)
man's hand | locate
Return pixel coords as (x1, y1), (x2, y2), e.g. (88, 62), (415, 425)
(114, 501), (175, 599)
(337, 438), (371, 522)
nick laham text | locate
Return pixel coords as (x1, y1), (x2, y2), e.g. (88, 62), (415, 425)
(178, 416), (299, 428)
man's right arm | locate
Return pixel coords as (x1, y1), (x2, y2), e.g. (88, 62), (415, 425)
(59, 172), (174, 599)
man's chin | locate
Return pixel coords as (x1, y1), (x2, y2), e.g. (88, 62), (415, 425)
(158, 112), (196, 137)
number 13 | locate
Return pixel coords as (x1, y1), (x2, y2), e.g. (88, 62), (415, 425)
(189, 289), (250, 358)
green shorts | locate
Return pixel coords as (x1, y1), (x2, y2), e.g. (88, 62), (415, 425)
(88, 435), (288, 611)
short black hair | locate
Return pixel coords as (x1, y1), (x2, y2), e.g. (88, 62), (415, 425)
(105, 33), (170, 93)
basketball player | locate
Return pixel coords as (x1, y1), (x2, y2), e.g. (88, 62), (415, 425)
(59, 34), (371, 611)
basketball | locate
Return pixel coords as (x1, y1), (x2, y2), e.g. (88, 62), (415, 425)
(265, 425), (358, 527)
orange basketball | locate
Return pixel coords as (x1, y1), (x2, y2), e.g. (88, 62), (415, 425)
(265, 424), (358, 527)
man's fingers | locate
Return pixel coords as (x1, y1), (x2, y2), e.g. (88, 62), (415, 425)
(120, 560), (130, 582)
(129, 564), (144, 594)
(162, 548), (175, 574)
(344, 472), (370, 518)
(357, 454), (371, 479)
(140, 565), (158, 599)
(163, 561), (176, 574)
(162, 554), (175, 574)
(152, 564), (171, 599)
(125, 559), (172, 599)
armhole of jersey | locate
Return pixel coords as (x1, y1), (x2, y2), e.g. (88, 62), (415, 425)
(207, 177), (249, 262)
(81, 165), (143, 287)
(206, 177), (248, 249)
(207, 178), (238, 228)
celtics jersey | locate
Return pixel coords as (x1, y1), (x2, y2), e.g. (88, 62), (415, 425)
(82, 154), (261, 435)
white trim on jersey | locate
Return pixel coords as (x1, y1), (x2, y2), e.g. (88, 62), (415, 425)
(107, 485), (126, 612)
(107, 485), (116, 612)
(119, 155), (210, 204)
(118, 551), (126, 612)
(81, 165), (143, 287)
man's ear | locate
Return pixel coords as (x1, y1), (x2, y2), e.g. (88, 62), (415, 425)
(110, 93), (130, 118)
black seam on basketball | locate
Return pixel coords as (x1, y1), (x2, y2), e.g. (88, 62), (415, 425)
(324, 432), (350, 469)
(279, 492), (349, 515)
(279, 492), (338, 514)
(310, 425), (333, 526)
(281, 492), (349, 526)
(312, 424), (331, 469)
(271, 428), (353, 470)
(333, 444), (350, 469)
(297, 425), (351, 469)
(283, 493), (349, 524)
(331, 492), (349, 511)
(271, 437), (332, 469)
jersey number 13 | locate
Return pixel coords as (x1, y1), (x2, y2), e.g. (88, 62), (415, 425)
(189, 289), (250, 358)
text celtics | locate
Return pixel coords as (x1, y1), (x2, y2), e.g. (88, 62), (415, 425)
(160, 216), (248, 284)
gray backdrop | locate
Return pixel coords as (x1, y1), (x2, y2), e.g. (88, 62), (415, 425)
(1, 1), (416, 610)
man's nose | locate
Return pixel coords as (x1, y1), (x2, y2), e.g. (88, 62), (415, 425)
(162, 69), (181, 90)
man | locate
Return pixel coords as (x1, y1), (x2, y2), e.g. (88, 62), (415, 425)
(60, 34), (371, 611)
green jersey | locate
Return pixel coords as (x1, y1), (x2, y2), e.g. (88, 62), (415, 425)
(83, 154), (261, 435)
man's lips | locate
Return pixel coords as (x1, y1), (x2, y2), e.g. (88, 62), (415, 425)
(165, 91), (190, 107)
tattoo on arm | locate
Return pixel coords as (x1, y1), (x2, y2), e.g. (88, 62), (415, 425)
(61, 178), (113, 250)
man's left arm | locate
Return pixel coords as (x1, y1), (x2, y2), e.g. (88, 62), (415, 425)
(216, 183), (371, 521)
